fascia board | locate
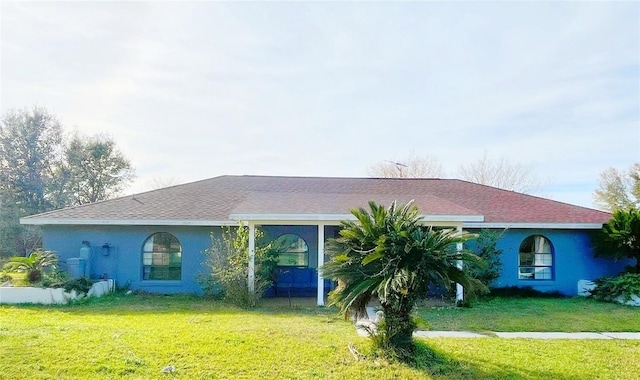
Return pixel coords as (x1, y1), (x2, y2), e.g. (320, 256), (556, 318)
(230, 213), (484, 223)
(229, 213), (356, 222)
(20, 218), (237, 226)
(463, 222), (605, 230)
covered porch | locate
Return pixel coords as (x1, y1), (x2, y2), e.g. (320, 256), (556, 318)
(240, 215), (476, 306)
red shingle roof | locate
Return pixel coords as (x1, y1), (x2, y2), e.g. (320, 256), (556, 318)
(21, 175), (611, 227)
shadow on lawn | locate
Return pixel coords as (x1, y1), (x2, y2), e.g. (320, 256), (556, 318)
(411, 341), (581, 380)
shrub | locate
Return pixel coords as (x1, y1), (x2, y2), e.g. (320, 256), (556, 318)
(2, 250), (58, 284)
(465, 229), (504, 287)
(594, 208), (640, 273)
(591, 273), (640, 303)
(61, 277), (94, 295)
(200, 224), (278, 308)
(40, 269), (69, 288)
(41, 273), (93, 295)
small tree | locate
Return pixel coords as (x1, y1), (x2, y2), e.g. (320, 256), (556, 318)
(3, 249), (58, 284)
(57, 133), (135, 206)
(595, 208), (640, 273)
(593, 163), (640, 212)
(200, 224), (278, 308)
(323, 201), (484, 361)
(465, 229), (504, 288)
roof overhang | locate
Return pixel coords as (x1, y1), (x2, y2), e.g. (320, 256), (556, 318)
(229, 213), (484, 223)
(20, 218), (239, 226)
(22, 217), (603, 230)
(22, 213), (485, 227)
(463, 222), (604, 230)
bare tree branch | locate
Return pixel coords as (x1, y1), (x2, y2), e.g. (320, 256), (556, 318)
(458, 152), (544, 194)
(145, 176), (183, 191)
(367, 153), (445, 178)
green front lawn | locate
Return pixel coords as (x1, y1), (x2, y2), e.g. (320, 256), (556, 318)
(0, 294), (639, 379)
(417, 296), (640, 332)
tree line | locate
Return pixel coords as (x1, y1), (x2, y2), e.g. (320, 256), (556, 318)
(0, 106), (134, 257)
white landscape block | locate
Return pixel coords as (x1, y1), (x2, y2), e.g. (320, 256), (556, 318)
(615, 294), (640, 306)
(0, 287), (77, 304)
(0, 280), (112, 305)
(577, 280), (596, 296)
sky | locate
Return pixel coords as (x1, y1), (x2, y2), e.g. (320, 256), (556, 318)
(1, 1), (638, 209)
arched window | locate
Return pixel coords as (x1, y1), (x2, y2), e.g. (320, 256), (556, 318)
(142, 232), (182, 280)
(275, 234), (309, 267)
(518, 235), (553, 280)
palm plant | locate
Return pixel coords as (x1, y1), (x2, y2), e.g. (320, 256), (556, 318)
(323, 201), (484, 360)
(596, 208), (640, 273)
(3, 249), (58, 284)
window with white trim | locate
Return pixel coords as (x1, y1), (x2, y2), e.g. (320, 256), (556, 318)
(142, 232), (182, 280)
(518, 235), (553, 280)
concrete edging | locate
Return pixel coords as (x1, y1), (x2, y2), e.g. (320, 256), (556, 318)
(0, 279), (114, 305)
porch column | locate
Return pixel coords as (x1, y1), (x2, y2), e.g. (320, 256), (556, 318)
(317, 223), (325, 306)
(456, 225), (464, 302)
(248, 222), (256, 294)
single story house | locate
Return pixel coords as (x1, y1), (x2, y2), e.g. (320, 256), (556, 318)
(21, 175), (626, 305)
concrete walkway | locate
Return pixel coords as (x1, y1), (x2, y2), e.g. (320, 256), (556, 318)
(412, 331), (640, 340)
(354, 308), (640, 340)
(355, 320), (640, 340)
(356, 321), (640, 340)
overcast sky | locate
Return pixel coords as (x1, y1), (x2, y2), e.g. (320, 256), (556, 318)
(1, 1), (638, 209)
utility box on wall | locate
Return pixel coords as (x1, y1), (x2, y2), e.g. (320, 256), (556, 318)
(67, 257), (86, 278)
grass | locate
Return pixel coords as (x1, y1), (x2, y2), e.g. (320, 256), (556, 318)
(417, 296), (640, 332)
(0, 294), (638, 379)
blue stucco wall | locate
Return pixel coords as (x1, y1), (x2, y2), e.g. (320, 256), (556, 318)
(42, 225), (220, 294)
(41, 224), (334, 295)
(41, 224), (630, 296)
(469, 229), (631, 296)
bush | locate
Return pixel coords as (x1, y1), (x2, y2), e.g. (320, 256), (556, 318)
(199, 224), (278, 308)
(41, 275), (94, 295)
(591, 273), (640, 303)
(465, 229), (504, 287)
(594, 208), (640, 273)
(2, 250), (58, 285)
(61, 277), (94, 295)
(40, 269), (69, 288)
